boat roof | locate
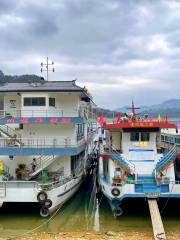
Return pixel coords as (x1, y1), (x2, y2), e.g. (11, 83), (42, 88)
(0, 80), (92, 100)
(105, 121), (177, 130)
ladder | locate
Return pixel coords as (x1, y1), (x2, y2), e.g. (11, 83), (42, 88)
(154, 145), (177, 173)
(28, 155), (57, 178)
(110, 146), (135, 174)
(0, 125), (23, 145)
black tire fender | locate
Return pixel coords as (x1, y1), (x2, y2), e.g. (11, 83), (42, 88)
(44, 199), (53, 209)
(40, 206), (50, 218)
(37, 191), (47, 203)
(111, 187), (120, 197)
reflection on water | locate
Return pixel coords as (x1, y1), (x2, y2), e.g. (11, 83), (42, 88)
(0, 183), (180, 238)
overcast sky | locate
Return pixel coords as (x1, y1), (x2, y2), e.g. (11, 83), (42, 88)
(0, 0), (180, 109)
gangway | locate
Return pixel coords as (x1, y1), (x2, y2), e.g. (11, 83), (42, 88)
(148, 199), (166, 240)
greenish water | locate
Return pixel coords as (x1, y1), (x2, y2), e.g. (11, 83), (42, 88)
(1, 182), (180, 239)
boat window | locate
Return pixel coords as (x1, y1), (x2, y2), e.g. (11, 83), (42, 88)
(141, 132), (150, 141)
(161, 135), (165, 142)
(24, 97), (46, 106)
(49, 97), (55, 107)
(175, 138), (180, 145)
(130, 132), (139, 141)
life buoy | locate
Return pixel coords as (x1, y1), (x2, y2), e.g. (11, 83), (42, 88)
(44, 199), (52, 208)
(40, 206), (50, 217)
(111, 187), (120, 197)
(37, 191), (47, 203)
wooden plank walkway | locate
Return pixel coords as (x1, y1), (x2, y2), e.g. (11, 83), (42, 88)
(148, 199), (166, 240)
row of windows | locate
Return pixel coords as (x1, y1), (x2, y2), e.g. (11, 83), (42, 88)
(130, 132), (150, 142)
(23, 97), (55, 107)
(161, 135), (180, 145)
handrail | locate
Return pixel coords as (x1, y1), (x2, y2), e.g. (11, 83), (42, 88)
(0, 125), (21, 138)
(28, 155), (57, 178)
(104, 144), (135, 174)
(110, 145), (135, 171)
(0, 137), (85, 148)
(0, 108), (97, 119)
(155, 145), (177, 172)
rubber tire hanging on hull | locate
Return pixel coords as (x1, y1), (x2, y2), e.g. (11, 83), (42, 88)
(111, 188), (120, 197)
(44, 199), (53, 208)
(37, 191), (48, 203)
(113, 207), (123, 218)
(40, 206), (50, 217)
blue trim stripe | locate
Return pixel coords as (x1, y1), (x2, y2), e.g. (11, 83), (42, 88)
(130, 160), (154, 162)
(0, 145), (85, 156)
(129, 149), (154, 152)
(103, 193), (180, 202)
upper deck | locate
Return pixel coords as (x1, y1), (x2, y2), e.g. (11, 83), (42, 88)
(0, 80), (95, 124)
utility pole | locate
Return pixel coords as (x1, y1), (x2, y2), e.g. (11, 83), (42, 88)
(41, 57), (55, 81)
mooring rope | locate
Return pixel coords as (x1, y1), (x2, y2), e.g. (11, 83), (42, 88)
(160, 183), (175, 214)
(7, 201), (64, 240)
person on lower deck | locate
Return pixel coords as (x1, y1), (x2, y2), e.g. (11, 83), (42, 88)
(31, 158), (37, 173)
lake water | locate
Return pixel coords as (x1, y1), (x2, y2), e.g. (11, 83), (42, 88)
(1, 179), (180, 239)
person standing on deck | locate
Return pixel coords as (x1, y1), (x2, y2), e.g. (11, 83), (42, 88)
(31, 158), (37, 173)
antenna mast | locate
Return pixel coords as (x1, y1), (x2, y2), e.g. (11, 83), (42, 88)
(41, 57), (55, 81)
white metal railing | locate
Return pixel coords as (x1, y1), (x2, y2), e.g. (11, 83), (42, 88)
(0, 109), (79, 118)
(0, 137), (85, 148)
(0, 125), (21, 138)
(0, 108), (97, 119)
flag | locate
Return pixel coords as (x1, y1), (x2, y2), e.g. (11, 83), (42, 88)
(117, 112), (121, 123)
(165, 113), (168, 123)
(98, 115), (105, 127)
(149, 116), (154, 122)
(157, 114), (161, 122)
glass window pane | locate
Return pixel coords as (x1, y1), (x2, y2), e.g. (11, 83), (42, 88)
(23, 97), (45, 106)
(49, 98), (55, 107)
(130, 132), (139, 141)
(141, 132), (150, 141)
(24, 98), (31, 106)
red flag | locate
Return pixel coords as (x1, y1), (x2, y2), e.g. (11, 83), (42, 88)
(98, 115), (105, 127)
(165, 113), (168, 123)
(117, 112), (121, 123)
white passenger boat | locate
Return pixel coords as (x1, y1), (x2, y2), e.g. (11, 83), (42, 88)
(0, 79), (97, 217)
(98, 103), (180, 217)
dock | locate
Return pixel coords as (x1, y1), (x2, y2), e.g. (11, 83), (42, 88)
(148, 199), (166, 240)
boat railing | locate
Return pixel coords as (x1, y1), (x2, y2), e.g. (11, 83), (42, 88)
(0, 137), (85, 148)
(0, 108), (97, 119)
(0, 180), (39, 190)
(0, 108), (79, 118)
(39, 164), (84, 190)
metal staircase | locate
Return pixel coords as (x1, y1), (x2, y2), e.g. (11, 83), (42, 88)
(110, 146), (135, 174)
(0, 125), (23, 145)
(154, 145), (177, 173)
(29, 155), (57, 178)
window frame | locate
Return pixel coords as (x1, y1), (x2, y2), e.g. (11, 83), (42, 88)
(49, 97), (56, 107)
(130, 132), (140, 142)
(141, 132), (150, 142)
(23, 97), (46, 107)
